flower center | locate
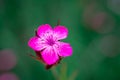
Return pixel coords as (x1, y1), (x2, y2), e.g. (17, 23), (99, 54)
(46, 36), (55, 46)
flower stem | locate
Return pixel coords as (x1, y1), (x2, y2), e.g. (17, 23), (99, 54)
(51, 67), (59, 80)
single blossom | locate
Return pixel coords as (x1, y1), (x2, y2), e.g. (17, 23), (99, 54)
(28, 24), (72, 69)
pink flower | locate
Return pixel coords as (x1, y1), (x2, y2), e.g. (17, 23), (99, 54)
(28, 24), (72, 68)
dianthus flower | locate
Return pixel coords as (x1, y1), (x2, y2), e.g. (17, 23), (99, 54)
(28, 24), (72, 69)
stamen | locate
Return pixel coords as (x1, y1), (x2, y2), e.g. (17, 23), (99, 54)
(46, 35), (55, 46)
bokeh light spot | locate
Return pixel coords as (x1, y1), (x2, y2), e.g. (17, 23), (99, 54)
(107, 0), (120, 15)
(99, 35), (120, 57)
(0, 49), (17, 71)
(0, 73), (19, 80)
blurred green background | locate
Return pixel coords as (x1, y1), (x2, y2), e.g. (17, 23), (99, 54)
(0, 0), (120, 80)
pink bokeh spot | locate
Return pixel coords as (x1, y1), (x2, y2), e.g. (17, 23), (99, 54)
(28, 24), (73, 65)
(0, 73), (19, 80)
(0, 49), (17, 71)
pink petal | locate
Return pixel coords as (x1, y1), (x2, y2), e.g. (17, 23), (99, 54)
(53, 25), (68, 40)
(28, 37), (47, 51)
(41, 47), (59, 65)
(58, 42), (72, 57)
(37, 24), (53, 37)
